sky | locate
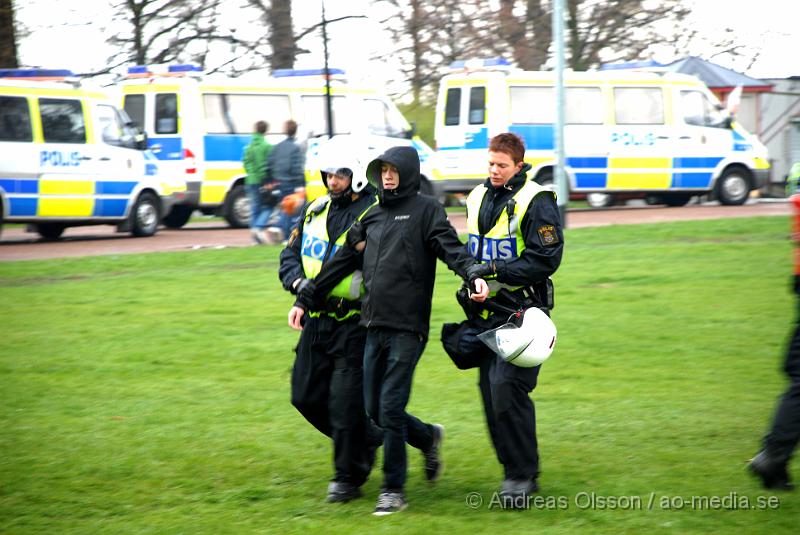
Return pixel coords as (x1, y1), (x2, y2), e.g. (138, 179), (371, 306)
(13, 0), (800, 91)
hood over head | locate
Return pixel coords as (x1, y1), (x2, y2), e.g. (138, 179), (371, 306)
(366, 146), (420, 205)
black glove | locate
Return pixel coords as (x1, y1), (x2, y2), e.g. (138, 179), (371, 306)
(291, 277), (313, 296)
(294, 279), (317, 311)
(466, 261), (495, 285)
(345, 221), (366, 248)
(794, 274), (800, 296)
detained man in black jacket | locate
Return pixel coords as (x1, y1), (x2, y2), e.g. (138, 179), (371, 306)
(441, 133), (564, 504)
(288, 146), (489, 516)
(278, 166), (379, 503)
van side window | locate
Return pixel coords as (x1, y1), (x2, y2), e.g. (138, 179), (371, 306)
(0, 96), (32, 142)
(614, 87), (664, 125)
(155, 93), (178, 134)
(363, 98), (407, 138)
(40, 98), (85, 144)
(566, 87), (603, 124)
(123, 94), (145, 130)
(680, 90), (728, 128)
(444, 88), (461, 125)
(510, 86), (554, 123)
(203, 93), (292, 134)
(468, 87), (486, 125)
(301, 95), (350, 136)
(96, 104), (126, 146)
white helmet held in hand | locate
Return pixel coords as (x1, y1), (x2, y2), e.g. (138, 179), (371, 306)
(477, 307), (557, 367)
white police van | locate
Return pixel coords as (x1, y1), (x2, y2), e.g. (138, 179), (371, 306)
(0, 69), (186, 240)
(433, 59), (770, 207)
(115, 65), (434, 228)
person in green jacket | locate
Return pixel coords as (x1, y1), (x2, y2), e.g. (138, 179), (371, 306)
(243, 120), (274, 244)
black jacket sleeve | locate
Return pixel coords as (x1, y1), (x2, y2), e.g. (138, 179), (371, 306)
(493, 192), (563, 285)
(278, 204), (308, 292)
(425, 201), (475, 278)
(311, 241), (362, 302)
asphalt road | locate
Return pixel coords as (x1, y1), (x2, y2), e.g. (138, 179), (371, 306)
(0, 200), (791, 262)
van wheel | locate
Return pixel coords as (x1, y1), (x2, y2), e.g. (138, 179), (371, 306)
(716, 168), (751, 205)
(131, 192), (161, 237)
(224, 184), (249, 228)
(37, 223), (65, 240)
(586, 193), (615, 208)
(162, 205), (194, 228)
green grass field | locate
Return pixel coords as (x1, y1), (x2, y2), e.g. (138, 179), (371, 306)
(1, 216), (798, 534)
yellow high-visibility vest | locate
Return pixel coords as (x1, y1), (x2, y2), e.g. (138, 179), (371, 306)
(301, 195), (375, 319)
(466, 179), (554, 297)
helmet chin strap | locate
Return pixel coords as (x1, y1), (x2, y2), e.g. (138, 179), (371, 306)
(330, 186), (353, 204)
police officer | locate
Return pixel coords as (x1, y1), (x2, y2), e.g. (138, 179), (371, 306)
(441, 132), (564, 502)
(278, 165), (378, 503)
(748, 193), (800, 491)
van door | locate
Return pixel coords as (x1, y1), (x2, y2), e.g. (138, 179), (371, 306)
(673, 88), (733, 191)
(36, 96), (101, 218)
(92, 103), (150, 218)
(607, 86), (672, 192)
(437, 82), (490, 180)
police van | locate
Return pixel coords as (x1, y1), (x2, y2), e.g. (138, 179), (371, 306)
(116, 65), (434, 228)
(433, 59), (770, 207)
(0, 69), (186, 240)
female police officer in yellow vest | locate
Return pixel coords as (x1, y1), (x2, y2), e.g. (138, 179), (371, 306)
(278, 165), (378, 504)
(442, 132), (564, 504)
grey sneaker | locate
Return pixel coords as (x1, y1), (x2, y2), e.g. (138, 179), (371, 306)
(326, 481), (362, 503)
(251, 229), (265, 245)
(372, 491), (407, 516)
(423, 424), (444, 482)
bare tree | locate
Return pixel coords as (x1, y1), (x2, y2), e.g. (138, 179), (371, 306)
(376, 0), (497, 103)
(102, 0), (267, 76)
(0, 0), (19, 68)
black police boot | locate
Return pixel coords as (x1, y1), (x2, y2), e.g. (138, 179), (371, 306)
(498, 478), (538, 508)
(748, 451), (794, 491)
(326, 481), (363, 503)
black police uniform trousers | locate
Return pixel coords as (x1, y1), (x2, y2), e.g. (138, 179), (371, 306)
(479, 348), (541, 481)
(291, 313), (374, 486)
(443, 312), (542, 481)
(763, 314), (800, 465)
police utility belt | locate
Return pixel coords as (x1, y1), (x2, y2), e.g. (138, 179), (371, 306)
(457, 279), (554, 321)
(321, 297), (361, 320)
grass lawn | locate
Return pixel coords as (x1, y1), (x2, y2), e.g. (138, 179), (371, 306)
(0, 216), (797, 534)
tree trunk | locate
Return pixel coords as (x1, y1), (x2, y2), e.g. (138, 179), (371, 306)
(269, 0), (296, 70)
(0, 0), (19, 68)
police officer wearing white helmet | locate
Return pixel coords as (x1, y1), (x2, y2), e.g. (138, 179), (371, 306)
(441, 132), (564, 504)
(278, 164), (379, 504)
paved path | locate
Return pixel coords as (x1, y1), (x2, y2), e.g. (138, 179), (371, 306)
(0, 200), (790, 261)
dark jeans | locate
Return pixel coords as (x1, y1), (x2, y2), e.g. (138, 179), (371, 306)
(363, 327), (434, 490)
(291, 315), (372, 486)
(763, 316), (800, 465)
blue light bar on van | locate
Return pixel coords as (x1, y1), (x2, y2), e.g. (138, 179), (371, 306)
(272, 68), (346, 78)
(0, 68), (76, 78)
(600, 60), (665, 71)
(448, 58), (511, 70)
(126, 64), (202, 75)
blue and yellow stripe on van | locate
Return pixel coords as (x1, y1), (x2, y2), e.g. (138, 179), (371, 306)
(0, 178), (137, 217)
(199, 133), (250, 204)
(568, 156), (724, 190)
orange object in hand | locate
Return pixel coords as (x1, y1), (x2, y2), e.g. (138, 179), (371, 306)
(282, 192), (305, 216)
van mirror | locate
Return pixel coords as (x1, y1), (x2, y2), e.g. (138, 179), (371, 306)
(406, 121), (417, 139)
(125, 121), (148, 150)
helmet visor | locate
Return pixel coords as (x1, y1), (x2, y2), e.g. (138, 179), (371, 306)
(477, 322), (532, 363)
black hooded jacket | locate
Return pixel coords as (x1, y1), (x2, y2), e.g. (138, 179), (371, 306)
(278, 184), (376, 291)
(311, 146), (475, 338)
